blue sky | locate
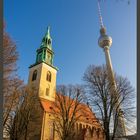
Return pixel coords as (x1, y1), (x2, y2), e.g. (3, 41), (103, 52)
(4, 0), (136, 90)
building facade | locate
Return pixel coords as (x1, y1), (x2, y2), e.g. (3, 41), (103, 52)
(27, 27), (105, 140)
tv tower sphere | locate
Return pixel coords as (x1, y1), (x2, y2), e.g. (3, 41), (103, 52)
(98, 27), (112, 48)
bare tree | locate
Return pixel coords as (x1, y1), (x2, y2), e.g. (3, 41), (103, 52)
(9, 86), (43, 140)
(3, 27), (24, 139)
(83, 65), (136, 140)
(3, 28), (18, 81)
(50, 85), (86, 140)
(3, 78), (23, 136)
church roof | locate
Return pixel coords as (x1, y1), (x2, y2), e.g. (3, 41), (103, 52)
(40, 94), (102, 129)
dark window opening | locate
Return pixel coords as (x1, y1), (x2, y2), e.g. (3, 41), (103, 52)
(48, 39), (51, 45)
(32, 70), (37, 81)
(38, 53), (42, 62)
(46, 88), (49, 96)
(46, 38), (48, 44)
(46, 71), (51, 82)
(43, 50), (46, 59)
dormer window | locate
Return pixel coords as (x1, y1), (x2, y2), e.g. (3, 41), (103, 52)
(46, 71), (51, 82)
(32, 70), (37, 81)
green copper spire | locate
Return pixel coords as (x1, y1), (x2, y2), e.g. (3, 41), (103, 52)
(35, 26), (54, 66)
(40, 26), (52, 50)
(46, 26), (51, 38)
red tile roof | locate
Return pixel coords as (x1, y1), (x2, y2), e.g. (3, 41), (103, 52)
(40, 94), (102, 129)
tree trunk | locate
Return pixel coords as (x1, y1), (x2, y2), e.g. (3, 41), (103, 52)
(104, 122), (110, 140)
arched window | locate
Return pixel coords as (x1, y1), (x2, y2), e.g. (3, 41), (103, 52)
(32, 70), (37, 81)
(46, 71), (51, 82)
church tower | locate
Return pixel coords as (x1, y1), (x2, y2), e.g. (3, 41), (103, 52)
(28, 26), (57, 101)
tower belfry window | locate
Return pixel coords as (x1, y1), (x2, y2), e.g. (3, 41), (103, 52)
(32, 70), (37, 81)
(46, 71), (51, 82)
(46, 84), (50, 96)
(46, 38), (48, 44)
(48, 39), (51, 45)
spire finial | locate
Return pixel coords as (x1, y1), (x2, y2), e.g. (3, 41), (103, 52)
(97, 0), (104, 28)
(47, 26), (50, 36)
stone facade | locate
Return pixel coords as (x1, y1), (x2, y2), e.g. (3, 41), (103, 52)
(40, 98), (105, 140)
(26, 27), (105, 140)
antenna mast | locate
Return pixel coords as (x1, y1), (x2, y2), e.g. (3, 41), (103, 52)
(97, 0), (104, 28)
(97, 0), (126, 138)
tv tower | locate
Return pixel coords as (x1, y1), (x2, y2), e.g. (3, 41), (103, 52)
(97, 0), (126, 138)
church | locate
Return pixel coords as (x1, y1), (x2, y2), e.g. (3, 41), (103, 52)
(27, 27), (105, 140)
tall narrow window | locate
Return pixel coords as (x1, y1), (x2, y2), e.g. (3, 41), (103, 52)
(50, 122), (55, 140)
(46, 71), (51, 82)
(48, 39), (51, 45)
(46, 88), (50, 96)
(32, 70), (37, 81)
(38, 53), (42, 62)
(46, 38), (48, 44)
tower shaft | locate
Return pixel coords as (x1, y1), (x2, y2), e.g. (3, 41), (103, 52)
(97, 0), (126, 138)
(104, 46), (126, 138)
